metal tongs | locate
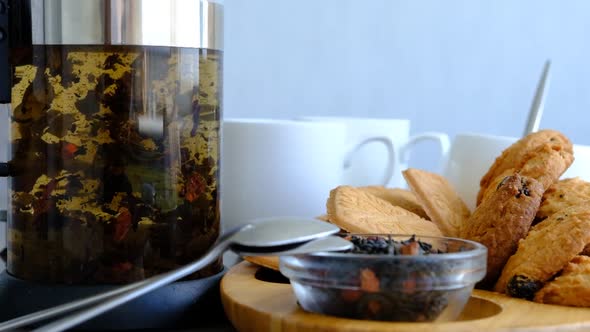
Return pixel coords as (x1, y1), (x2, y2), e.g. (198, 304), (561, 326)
(0, 217), (352, 332)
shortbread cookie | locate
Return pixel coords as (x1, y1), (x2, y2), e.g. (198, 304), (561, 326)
(477, 130), (573, 205)
(326, 186), (442, 237)
(244, 256), (280, 271)
(462, 174), (543, 288)
(534, 255), (590, 307)
(360, 186), (430, 220)
(494, 204), (590, 299)
(537, 178), (590, 221)
(402, 169), (470, 237)
(478, 143), (574, 204)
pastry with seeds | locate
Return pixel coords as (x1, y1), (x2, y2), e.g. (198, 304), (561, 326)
(518, 143), (574, 190)
(494, 204), (590, 299)
(534, 255), (590, 307)
(477, 129), (573, 206)
(478, 168), (516, 206)
(462, 173), (543, 288)
(326, 186), (443, 237)
(359, 186), (430, 220)
(478, 143), (574, 204)
(537, 177), (590, 221)
(402, 168), (470, 237)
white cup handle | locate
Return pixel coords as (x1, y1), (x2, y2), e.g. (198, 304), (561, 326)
(343, 136), (395, 186)
(400, 132), (451, 166)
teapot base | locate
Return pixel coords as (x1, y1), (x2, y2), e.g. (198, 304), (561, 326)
(0, 267), (226, 330)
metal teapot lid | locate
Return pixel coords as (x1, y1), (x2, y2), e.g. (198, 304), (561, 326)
(0, 0), (223, 103)
(20, 0), (223, 49)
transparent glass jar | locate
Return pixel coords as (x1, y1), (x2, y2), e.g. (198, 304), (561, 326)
(5, 0), (223, 284)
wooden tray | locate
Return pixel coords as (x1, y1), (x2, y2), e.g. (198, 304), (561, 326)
(221, 261), (590, 332)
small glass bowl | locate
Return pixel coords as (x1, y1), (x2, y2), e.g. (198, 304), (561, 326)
(279, 234), (487, 322)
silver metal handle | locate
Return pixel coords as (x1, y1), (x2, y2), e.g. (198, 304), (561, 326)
(0, 225), (246, 332)
(523, 60), (551, 136)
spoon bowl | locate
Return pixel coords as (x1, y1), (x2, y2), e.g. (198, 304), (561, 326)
(229, 216), (342, 248)
(234, 235), (352, 256)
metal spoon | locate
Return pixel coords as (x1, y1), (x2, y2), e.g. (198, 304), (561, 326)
(0, 217), (349, 332)
(236, 234), (351, 256)
(523, 59), (551, 136)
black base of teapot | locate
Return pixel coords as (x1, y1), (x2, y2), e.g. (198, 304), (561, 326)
(0, 267), (226, 330)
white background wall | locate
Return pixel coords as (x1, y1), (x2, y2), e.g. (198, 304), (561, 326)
(223, 0), (590, 168)
(0, 0), (588, 263)
(2, 0), (590, 205)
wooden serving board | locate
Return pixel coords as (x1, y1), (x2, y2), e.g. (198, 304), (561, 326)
(221, 261), (590, 332)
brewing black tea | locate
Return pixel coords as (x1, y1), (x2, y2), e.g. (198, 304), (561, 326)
(8, 45), (222, 284)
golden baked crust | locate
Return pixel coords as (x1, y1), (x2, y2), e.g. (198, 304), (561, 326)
(402, 168), (470, 237)
(534, 255), (590, 307)
(494, 204), (590, 295)
(326, 185), (443, 237)
(478, 143), (574, 204)
(244, 256), (280, 271)
(359, 186), (430, 220)
(478, 168), (516, 206)
(537, 178), (590, 221)
(477, 130), (573, 206)
(461, 174), (543, 288)
(518, 143), (574, 190)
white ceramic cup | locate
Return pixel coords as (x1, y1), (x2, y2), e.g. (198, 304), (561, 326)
(443, 132), (590, 211)
(220, 118), (398, 233)
(296, 116), (451, 188)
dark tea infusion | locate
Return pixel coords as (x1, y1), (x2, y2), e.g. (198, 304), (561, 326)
(8, 45), (222, 284)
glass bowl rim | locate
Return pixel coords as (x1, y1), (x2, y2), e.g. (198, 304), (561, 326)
(286, 233), (487, 260)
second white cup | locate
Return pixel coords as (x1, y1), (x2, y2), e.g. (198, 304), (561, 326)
(443, 132), (590, 211)
(295, 116), (450, 188)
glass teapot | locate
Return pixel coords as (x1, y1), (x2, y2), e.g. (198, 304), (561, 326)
(0, 0), (223, 284)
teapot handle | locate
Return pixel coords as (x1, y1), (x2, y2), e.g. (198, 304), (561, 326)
(0, 107), (9, 177)
(0, 0), (10, 177)
(0, 162), (9, 177)
(0, 0), (9, 103)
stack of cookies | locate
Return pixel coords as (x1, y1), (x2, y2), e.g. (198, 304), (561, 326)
(322, 129), (590, 308)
